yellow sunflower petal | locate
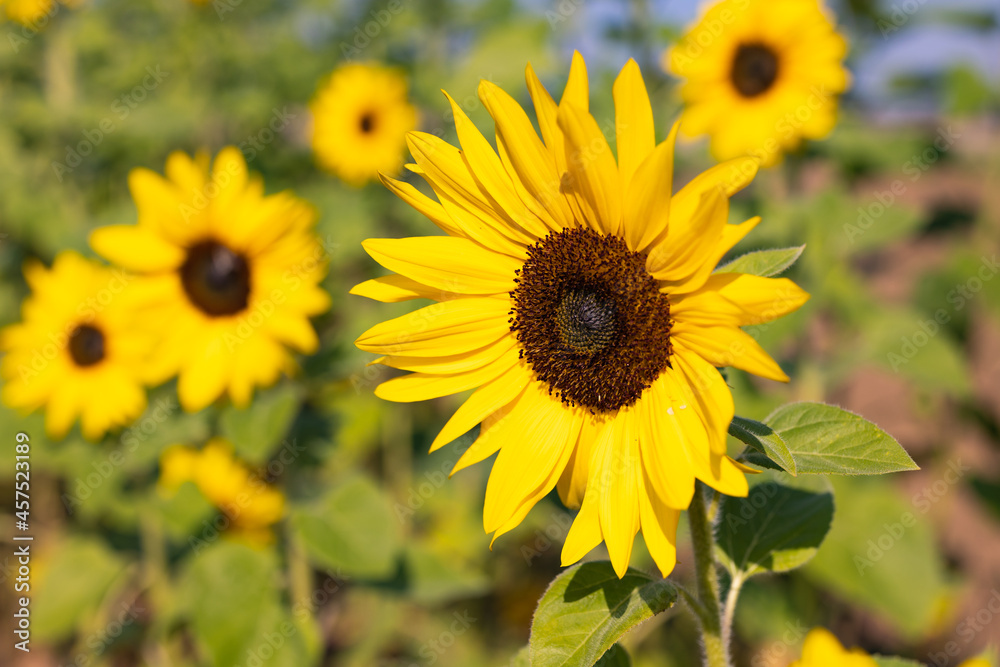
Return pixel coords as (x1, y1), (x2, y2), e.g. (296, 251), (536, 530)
(429, 360), (532, 452)
(649, 184), (728, 293)
(556, 415), (604, 510)
(638, 379), (696, 509)
(638, 470), (681, 578)
(378, 173), (464, 239)
(672, 273), (810, 327)
(375, 345), (520, 402)
(561, 490), (603, 566)
(672, 347), (735, 455)
(478, 80), (572, 229)
(450, 399), (517, 476)
(557, 103), (623, 236)
(593, 410), (640, 578)
(560, 50), (589, 110)
(350, 274), (457, 303)
(444, 91), (551, 240)
(356, 297), (511, 357)
(673, 325), (790, 383)
(380, 335), (515, 375)
(362, 237), (520, 296)
(483, 383), (583, 535)
(89, 225), (185, 272)
(406, 132), (534, 256)
(623, 122), (680, 253)
(613, 59), (656, 197)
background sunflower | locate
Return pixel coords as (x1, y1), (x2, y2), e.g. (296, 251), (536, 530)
(0, 0), (999, 665)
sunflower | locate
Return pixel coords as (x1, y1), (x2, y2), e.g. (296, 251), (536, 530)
(159, 439), (285, 540)
(90, 147), (330, 412)
(666, 0), (850, 167)
(353, 54), (809, 578)
(310, 63), (417, 187)
(791, 628), (990, 667)
(2, 0), (79, 25)
(0, 252), (150, 441)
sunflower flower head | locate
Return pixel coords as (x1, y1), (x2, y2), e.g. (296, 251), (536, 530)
(2, 0), (80, 26)
(310, 63), (418, 187)
(354, 53), (810, 578)
(90, 147), (331, 412)
(791, 628), (992, 667)
(0, 251), (151, 441)
(666, 0), (850, 167)
(159, 439), (285, 540)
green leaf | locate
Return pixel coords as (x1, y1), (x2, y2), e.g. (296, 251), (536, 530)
(716, 246), (805, 277)
(595, 644), (631, 666)
(765, 402), (917, 475)
(33, 537), (127, 641)
(220, 384), (300, 464)
(403, 544), (490, 605)
(182, 542), (278, 667)
(804, 477), (948, 638)
(508, 646), (531, 667)
(730, 416), (796, 475)
(290, 474), (401, 579)
(716, 473), (834, 578)
(873, 657), (926, 667)
(529, 562), (676, 667)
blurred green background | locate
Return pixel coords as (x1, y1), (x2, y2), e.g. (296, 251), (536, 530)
(1, 0), (1000, 666)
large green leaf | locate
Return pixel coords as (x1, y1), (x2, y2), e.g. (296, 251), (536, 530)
(716, 245), (805, 277)
(805, 477), (947, 638)
(729, 416), (796, 475)
(764, 402), (916, 475)
(403, 544), (490, 605)
(182, 542), (278, 667)
(220, 384), (300, 464)
(595, 644), (631, 666)
(290, 474), (401, 579)
(32, 537), (127, 641)
(529, 562), (676, 667)
(716, 473), (834, 578)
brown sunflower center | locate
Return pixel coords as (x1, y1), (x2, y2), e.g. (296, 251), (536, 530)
(731, 43), (780, 97)
(359, 111), (376, 134)
(510, 228), (673, 413)
(180, 240), (251, 316)
(69, 324), (106, 367)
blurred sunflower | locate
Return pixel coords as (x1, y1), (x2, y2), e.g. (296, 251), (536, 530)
(310, 63), (417, 187)
(160, 439), (285, 542)
(354, 54), (809, 578)
(666, 0), (850, 167)
(0, 252), (149, 440)
(2, 0), (79, 25)
(90, 147), (330, 412)
(791, 628), (991, 667)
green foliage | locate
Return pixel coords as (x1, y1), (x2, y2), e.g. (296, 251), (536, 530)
(760, 403), (917, 475)
(595, 644), (632, 666)
(529, 562), (676, 667)
(181, 541), (308, 667)
(220, 384), (301, 464)
(716, 246), (805, 278)
(290, 473), (402, 579)
(729, 416), (796, 475)
(716, 473), (834, 578)
(805, 477), (949, 638)
(872, 657), (926, 667)
(32, 536), (128, 641)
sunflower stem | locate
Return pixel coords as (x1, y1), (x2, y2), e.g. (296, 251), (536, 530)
(688, 482), (731, 667)
(721, 573), (745, 656)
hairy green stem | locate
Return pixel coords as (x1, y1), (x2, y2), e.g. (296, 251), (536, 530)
(721, 574), (744, 655)
(689, 482), (731, 667)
